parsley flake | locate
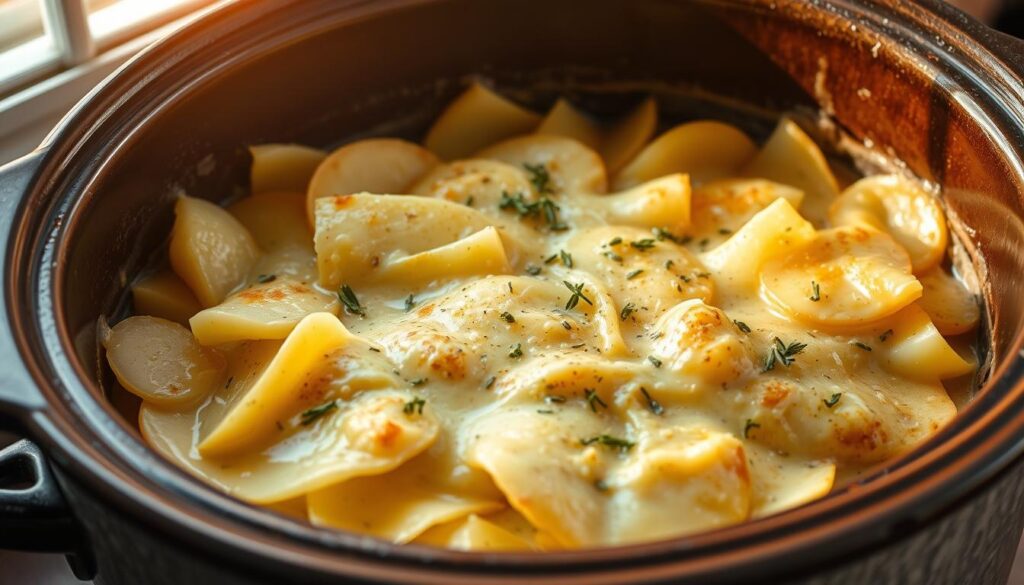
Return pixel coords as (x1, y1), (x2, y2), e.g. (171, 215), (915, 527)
(257, 274), (276, 284)
(630, 238), (656, 251)
(404, 294), (415, 312)
(525, 264), (542, 276)
(508, 343), (523, 359)
(824, 393), (842, 408)
(810, 280), (821, 302)
(580, 435), (635, 452)
(403, 397), (426, 416)
(524, 162), (553, 194)
(626, 268), (644, 280)
(500, 311), (516, 324)
(560, 249), (573, 268)
(620, 302), (636, 321)
(338, 285), (365, 316)
(608, 237), (623, 246)
(880, 329), (894, 342)
(647, 355), (663, 368)
(584, 389), (607, 412)
(483, 375), (496, 390)
(300, 401), (337, 426)
(640, 387), (664, 415)
(734, 320), (752, 334)
(852, 341), (872, 352)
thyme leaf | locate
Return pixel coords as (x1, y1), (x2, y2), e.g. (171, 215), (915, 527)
(338, 285), (365, 316)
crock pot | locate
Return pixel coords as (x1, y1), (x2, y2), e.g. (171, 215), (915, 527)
(2, 1), (1024, 583)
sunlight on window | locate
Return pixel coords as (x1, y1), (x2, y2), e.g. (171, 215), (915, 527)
(88, 0), (215, 47)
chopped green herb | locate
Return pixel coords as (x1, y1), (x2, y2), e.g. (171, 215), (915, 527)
(368, 347), (381, 353)
(561, 320), (572, 330)
(541, 198), (568, 231)
(630, 238), (656, 251)
(537, 409), (555, 414)
(404, 294), (415, 312)
(824, 393), (842, 408)
(500, 311), (516, 323)
(653, 227), (680, 243)
(465, 195), (475, 207)
(718, 228), (732, 235)
(734, 320), (752, 334)
(640, 387), (663, 415)
(224, 376), (233, 388)
(525, 264), (542, 276)
(508, 282), (513, 293)
(664, 259), (675, 269)
(852, 341), (872, 352)
(560, 249), (573, 268)
(743, 418), (760, 438)
(680, 274), (691, 283)
(563, 281), (593, 310)
(626, 268), (644, 280)
(257, 274), (276, 284)
(545, 253), (559, 264)
(647, 355), (662, 368)
(594, 479), (610, 492)
(508, 343), (523, 359)
(698, 238), (710, 249)
(608, 237), (623, 246)
(603, 250), (623, 262)
(545, 395), (567, 404)
(499, 190), (535, 216)
(410, 378), (427, 386)
(696, 272), (711, 279)
(338, 284), (365, 316)
(880, 329), (894, 342)
(301, 400), (337, 425)
(810, 280), (821, 302)
(580, 434), (635, 452)
(403, 397), (426, 416)
(584, 389), (607, 412)
(483, 375), (496, 389)
(523, 162), (553, 194)
(762, 337), (807, 371)
(620, 302), (636, 321)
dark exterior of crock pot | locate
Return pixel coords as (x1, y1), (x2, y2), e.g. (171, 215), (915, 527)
(3, 1), (1024, 583)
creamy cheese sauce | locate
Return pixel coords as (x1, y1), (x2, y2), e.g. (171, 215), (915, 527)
(105, 83), (980, 551)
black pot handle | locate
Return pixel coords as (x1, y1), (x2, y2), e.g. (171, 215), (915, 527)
(0, 439), (77, 551)
(0, 151), (49, 430)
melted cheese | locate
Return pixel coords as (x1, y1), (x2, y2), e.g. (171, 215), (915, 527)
(114, 88), (977, 550)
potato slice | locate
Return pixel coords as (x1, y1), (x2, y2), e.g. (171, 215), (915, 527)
(536, 98), (602, 150)
(411, 159), (535, 208)
(308, 449), (503, 544)
(189, 278), (340, 346)
(249, 144), (326, 194)
(602, 97), (657, 174)
(703, 198), (816, 295)
(829, 175), (947, 273)
(228, 191), (311, 252)
(104, 316), (224, 407)
(198, 312), (356, 457)
(690, 179), (804, 243)
(131, 270), (202, 326)
(882, 304), (973, 381)
(746, 445), (835, 518)
(613, 121), (756, 190)
(314, 194), (528, 289)
(169, 195), (259, 307)
(305, 138), (438, 224)
(742, 118), (839, 225)
(425, 82), (541, 160)
(761, 225), (922, 328)
(589, 173), (691, 235)
(476, 134), (608, 194)
(379, 226), (512, 285)
(917, 267), (980, 335)
(415, 514), (536, 551)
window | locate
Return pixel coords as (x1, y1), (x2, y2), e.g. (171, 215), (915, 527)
(0, 0), (217, 164)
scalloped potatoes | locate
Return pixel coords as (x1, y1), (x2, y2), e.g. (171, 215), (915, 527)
(108, 84), (980, 551)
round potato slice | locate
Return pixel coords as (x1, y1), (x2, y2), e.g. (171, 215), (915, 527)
(536, 98), (602, 150)
(601, 97), (657, 174)
(425, 82), (541, 161)
(411, 159), (535, 209)
(104, 316), (225, 407)
(917, 267), (980, 335)
(612, 121), (756, 190)
(761, 225), (922, 328)
(829, 175), (947, 274)
(305, 138), (439, 224)
(476, 134), (608, 194)
(249, 144), (326, 195)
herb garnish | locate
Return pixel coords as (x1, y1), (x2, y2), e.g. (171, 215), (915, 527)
(301, 400), (337, 426)
(653, 227), (681, 243)
(544, 253), (559, 264)
(743, 419), (760, 438)
(584, 389), (607, 412)
(640, 387), (664, 415)
(626, 269), (644, 280)
(499, 190), (535, 215)
(563, 281), (593, 310)
(500, 311), (516, 323)
(537, 409), (555, 414)
(630, 239), (656, 251)
(526, 264), (542, 276)
(647, 355), (663, 368)
(403, 397), (426, 415)
(664, 259), (675, 269)
(880, 329), (894, 342)
(824, 393), (842, 408)
(338, 284), (365, 316)
(410, 378), (427, 386)
(224, 376), (234, 388)
(734, 320), (752, 334)
(257, 274), (276, 284)
(404, 294), (415, 312)
(580, 435), (635, 452)
(465, 195), (475, 207)
(620, 302), (636, 321)
(608, 237), (623, 246)
(763, 337), (807, 371)
(508, 343), (523, 359)
(524, 162), (553, 194)
(852, 341), (872, 352)
(560, 249), (573, 268)
(561, 320), (572, 330)
(810, 280), (821, 302)
(483, 375), (496, 390)
(603, 251), (623, 262)
(545, 395), (566, 404)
